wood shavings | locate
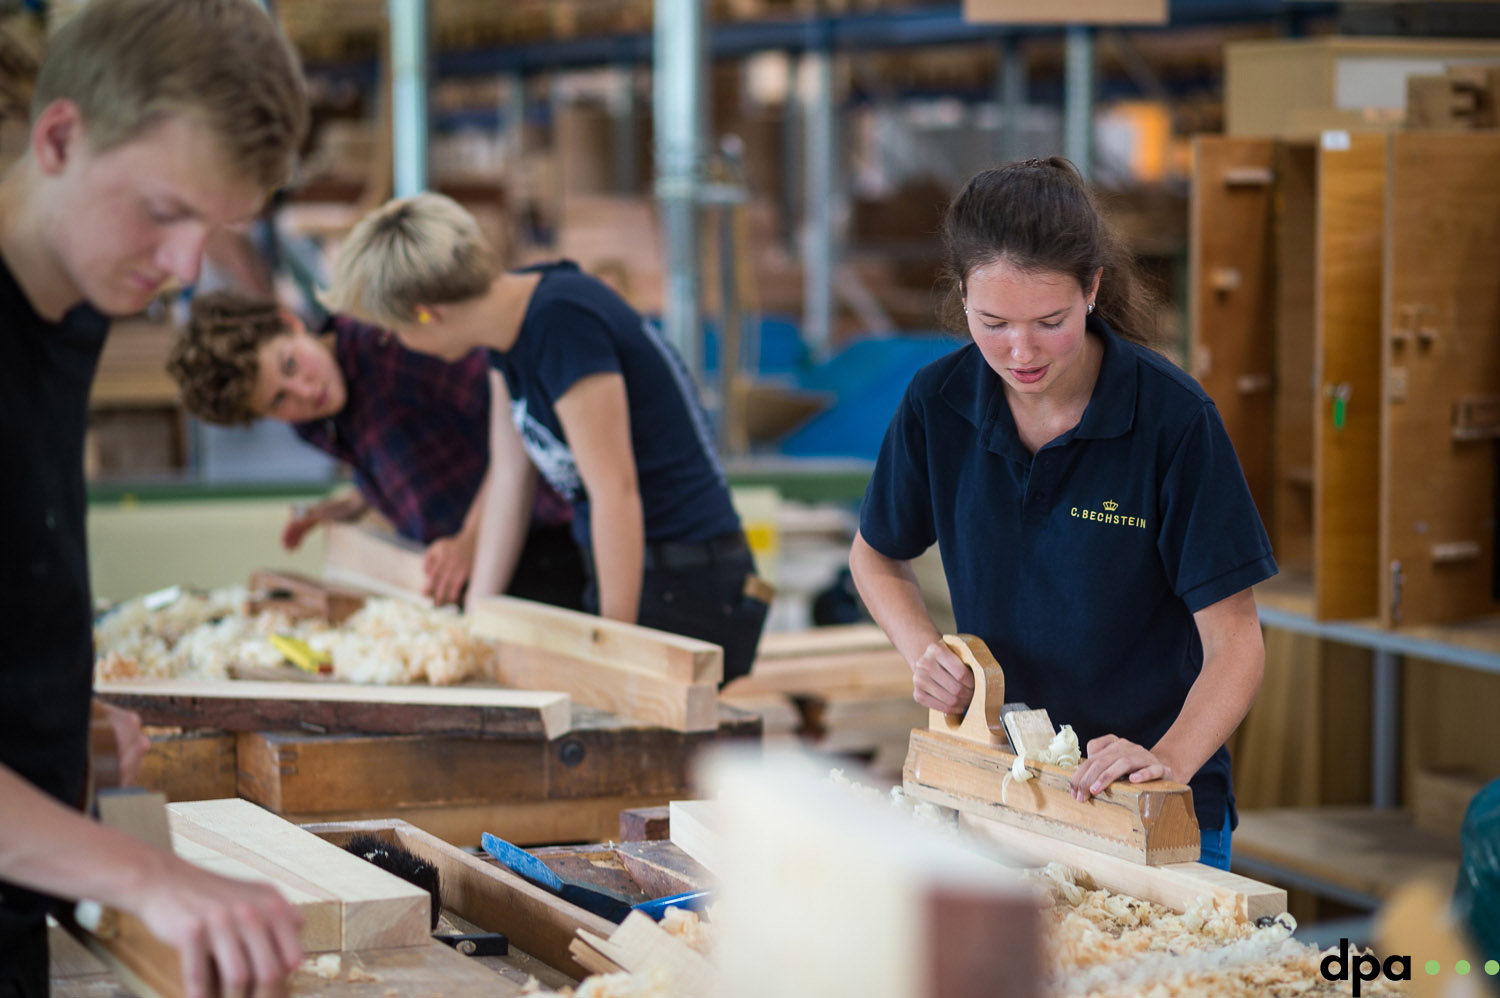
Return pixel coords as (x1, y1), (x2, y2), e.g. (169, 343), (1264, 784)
(297, 953), (381, 985)
(659, 906), (714, 956)
(94, 587), (497, 685)
(1035, 724), (1082, 768)
(1027, 864), (1405, 996)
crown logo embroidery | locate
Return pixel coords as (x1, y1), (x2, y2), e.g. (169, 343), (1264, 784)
(1102, 500), (1119, 512)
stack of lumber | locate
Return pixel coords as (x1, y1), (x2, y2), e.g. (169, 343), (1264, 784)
(721, 624), (922, 777)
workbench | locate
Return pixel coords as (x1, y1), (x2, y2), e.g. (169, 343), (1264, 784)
(134, 704), (759, 846)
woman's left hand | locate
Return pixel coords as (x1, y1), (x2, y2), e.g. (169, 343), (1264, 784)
(1069, 734), (1176, 802)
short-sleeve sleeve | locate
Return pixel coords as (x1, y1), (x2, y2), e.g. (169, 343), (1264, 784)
(1156, 402), (1278, 611)
(530, 300), (623, 402)
(859, 384), (937, 561)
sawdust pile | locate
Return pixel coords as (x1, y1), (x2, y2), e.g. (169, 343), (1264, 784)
(1030, 863), (1407, 997)
(94, 586), (496, 685)
(522, 908), (715, 998)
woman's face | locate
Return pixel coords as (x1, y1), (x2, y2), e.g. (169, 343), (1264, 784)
(964, 258), (1100, 399)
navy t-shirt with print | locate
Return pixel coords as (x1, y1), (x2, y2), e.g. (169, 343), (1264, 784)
(489, 261), (740, 552)
(859, 316), (1277, 831)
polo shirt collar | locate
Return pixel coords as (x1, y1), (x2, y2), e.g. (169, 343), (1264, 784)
(937, 314), (1138, 457)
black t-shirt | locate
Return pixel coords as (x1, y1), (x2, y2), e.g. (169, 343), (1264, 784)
(489, 261), (740, 553)
(861, 318), (1277, 831)
(0, 254), (108, 935)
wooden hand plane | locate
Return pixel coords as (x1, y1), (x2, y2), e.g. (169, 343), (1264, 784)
(903, 634), (1200, 866)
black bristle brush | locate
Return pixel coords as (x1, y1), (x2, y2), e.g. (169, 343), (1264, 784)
(344, 833), (441, 931)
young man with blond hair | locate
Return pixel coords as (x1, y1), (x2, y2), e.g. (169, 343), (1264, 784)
(0, 2), (308, 995)
(327, 193), (769, 683)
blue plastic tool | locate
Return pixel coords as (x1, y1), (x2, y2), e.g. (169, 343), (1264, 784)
(481, 833), (634, 922)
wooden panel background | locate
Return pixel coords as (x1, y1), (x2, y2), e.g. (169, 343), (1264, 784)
(1190, 137), (1278, 525)
(1272, 142), (1317, 576)
(1381, 132), (1500, 627)
(1314, 133), (1386, 622)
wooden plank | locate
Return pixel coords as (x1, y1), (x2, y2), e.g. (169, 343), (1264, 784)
(1381, 131), (1500, 627)
(958, 812), (1287, 923)
(137, 731), (237, 802)
(753, 624), (894, 659)
(481, 640), (718, 733)
(233, 706), (749, 813)
(468, 594), (722, 684)
(96, 678), (572, 740)
(302, 819), (618, 980)
(322, 522), (429, 599)
(170, 799), (431, 951)
(615, 840), (715, 897)
(1314, 131), (1386, 621)
(721, 648), (912, 696)
(601, 911), (722, 998)
(904, 729), (1201, 866)
(287, 793), (684, 848)
(1234, 806), (1460, 903)
(1190, 136), (1278, 528)
(1272, 141), (1317, 576)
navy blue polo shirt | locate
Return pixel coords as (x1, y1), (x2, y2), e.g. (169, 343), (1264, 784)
(489, 261), (740, 553)
(861, 317), (1276, 831)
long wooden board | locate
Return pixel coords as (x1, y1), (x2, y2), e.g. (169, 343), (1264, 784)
(470, 594), (722, 684)
(1272, 141), (1316, 576)
(234, 706), (760, 814)
(958, 812), (1287, 922)
(721, 648), (912, 697)
(96, 678), (572, 740)
(904, 728), (1202, 866)
(322, 522), (429, 599)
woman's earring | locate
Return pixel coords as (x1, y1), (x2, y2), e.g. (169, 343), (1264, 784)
(1086, 302), (1095, 315)
(417, 309), (432, 325)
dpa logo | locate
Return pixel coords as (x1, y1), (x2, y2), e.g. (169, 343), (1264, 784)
(1320, 939), (1410, 996)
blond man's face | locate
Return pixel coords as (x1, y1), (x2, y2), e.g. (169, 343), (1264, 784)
(45, 110), (266, 316)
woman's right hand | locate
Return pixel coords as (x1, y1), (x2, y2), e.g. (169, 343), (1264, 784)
(911, 640), (976, 715)
(132, 855), (305, 998)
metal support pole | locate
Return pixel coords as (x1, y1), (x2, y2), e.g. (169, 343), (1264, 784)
(1372, 649), (1401, 808)
(998, 34), (1026, 164)
(611, 65), (639, 195)
(1063, 24), (1093, 179)
(654, 0), (708, 382)
(389, 0), (429, 197)
(802, 44), (835, 361)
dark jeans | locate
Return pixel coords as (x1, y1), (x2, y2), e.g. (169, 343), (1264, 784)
(0, 916), (47, 998)
(584, 533), (768, 685)
(506, 522), (588, 612)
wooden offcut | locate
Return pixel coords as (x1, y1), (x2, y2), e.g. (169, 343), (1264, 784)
(96, 677), (572, 740)
(469, 596), (718, 732)
(902, 635), (1200, 866)
(246, 568), (367, 624)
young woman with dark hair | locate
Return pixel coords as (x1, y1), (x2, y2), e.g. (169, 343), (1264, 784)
(849, 157), (1276, 870)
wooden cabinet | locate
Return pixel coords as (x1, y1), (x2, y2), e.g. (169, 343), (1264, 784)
(1191, 132), (1500, 628)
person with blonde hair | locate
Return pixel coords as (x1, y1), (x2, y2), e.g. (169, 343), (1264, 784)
(327, 193), (768, 682)
(0, 2), (308, 995)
